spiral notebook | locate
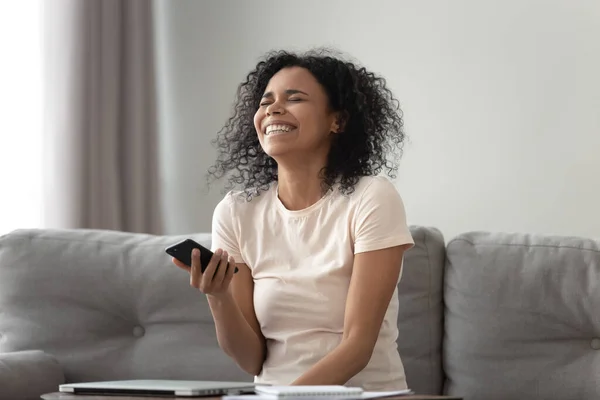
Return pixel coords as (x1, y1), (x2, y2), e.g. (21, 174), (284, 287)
(254, 385), (364, 397)
(224, 386), (414, 400)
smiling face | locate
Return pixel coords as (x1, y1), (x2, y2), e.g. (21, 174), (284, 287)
(253, 66), (339, 161)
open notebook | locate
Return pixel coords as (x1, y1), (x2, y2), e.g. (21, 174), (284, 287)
(255, 385), (364, 397)
(226, 385), (414, 399)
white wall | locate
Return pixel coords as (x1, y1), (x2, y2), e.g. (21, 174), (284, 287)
(154, 0), (600, 240)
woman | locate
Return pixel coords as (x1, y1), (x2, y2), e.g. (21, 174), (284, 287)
(172, 49), (414, 390)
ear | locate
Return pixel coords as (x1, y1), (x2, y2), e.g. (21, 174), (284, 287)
(330, 111), (348, 134)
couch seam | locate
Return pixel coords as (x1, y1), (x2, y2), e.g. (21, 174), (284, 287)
(440, 232), (448, 394)
(448, 238), (600, 254)
(421, 228), (435, 391)
(0, 233), (207, 248)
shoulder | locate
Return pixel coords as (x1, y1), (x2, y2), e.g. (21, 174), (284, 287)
(350, 175), (409, 224)
(352, 175), (404, 203)
(213, 186), (276, 220)
(213, 190), (237, 217)
(350, 176), (413, 252)
(356, 175), (397, 191)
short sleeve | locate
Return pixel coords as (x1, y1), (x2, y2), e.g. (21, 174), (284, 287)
(353, 176), (414, 254)
(211, 193), (244, 263)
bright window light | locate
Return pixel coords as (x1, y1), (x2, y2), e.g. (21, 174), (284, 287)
(0, 0), (43, 235)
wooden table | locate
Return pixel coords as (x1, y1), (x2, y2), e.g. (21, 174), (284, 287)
(42, 393), (462, 400)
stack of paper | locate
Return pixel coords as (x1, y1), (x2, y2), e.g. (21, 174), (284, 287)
(255, 386), (364, 397)
(223, 385), (414, 400)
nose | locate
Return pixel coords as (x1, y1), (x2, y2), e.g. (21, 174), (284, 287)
(266, 101), (285, 116)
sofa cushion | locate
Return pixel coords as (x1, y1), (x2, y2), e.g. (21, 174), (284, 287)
(444, 231), (600, 400)
(0, 350), (65, 400)
(0, 229), (251, 383)
(397, 226), (445, 395)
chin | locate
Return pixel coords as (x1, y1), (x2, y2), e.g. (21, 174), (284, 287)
(260, 140), (292, 158)
(263, 147), (290, 159)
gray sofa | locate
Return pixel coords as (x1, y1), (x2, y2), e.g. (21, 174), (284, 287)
(0, 227), (598, 400)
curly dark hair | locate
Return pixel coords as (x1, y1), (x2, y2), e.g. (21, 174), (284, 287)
(207, 48), (406, 199)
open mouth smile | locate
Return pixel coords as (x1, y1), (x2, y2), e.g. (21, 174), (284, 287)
(264, 123), (297, 136)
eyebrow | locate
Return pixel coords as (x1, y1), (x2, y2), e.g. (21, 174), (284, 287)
(262, 89), (309, 99)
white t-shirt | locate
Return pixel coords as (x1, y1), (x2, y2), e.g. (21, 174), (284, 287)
(211, 175), (414, 390)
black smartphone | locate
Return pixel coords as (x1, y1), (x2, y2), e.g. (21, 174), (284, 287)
(165, 238), (238, 274)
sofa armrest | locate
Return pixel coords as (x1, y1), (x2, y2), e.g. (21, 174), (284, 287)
(0, 350), (65, 400)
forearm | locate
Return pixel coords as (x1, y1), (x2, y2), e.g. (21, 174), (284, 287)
(207, 293), (266, 375)
(292, 339), (371, 385)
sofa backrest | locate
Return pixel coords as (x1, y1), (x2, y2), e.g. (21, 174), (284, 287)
(444, 231), (600, 400)
(0, 229), (250, 383)
(0, 226), (446, 393)
(397, 226), (445, 395)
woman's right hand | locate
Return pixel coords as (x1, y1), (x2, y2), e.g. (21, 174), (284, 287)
(172, 248), (236, 297)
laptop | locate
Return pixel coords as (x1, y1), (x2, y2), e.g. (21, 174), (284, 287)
(59, 380), (258, 397)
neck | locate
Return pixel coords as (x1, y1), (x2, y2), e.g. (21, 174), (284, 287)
(275, 156), (329, 211)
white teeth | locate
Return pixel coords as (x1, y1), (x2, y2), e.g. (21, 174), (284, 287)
(265, 124), (295, 135)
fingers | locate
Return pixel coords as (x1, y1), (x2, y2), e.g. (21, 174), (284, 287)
(199, 248), (222, 291)
(172, 257), (190, 271)
(187, 248), (234, 294)
(190, 248), (203, 288)
(212, 250), (231, 286)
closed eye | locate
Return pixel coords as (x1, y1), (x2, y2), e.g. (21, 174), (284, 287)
(260, 98), (302, 107)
